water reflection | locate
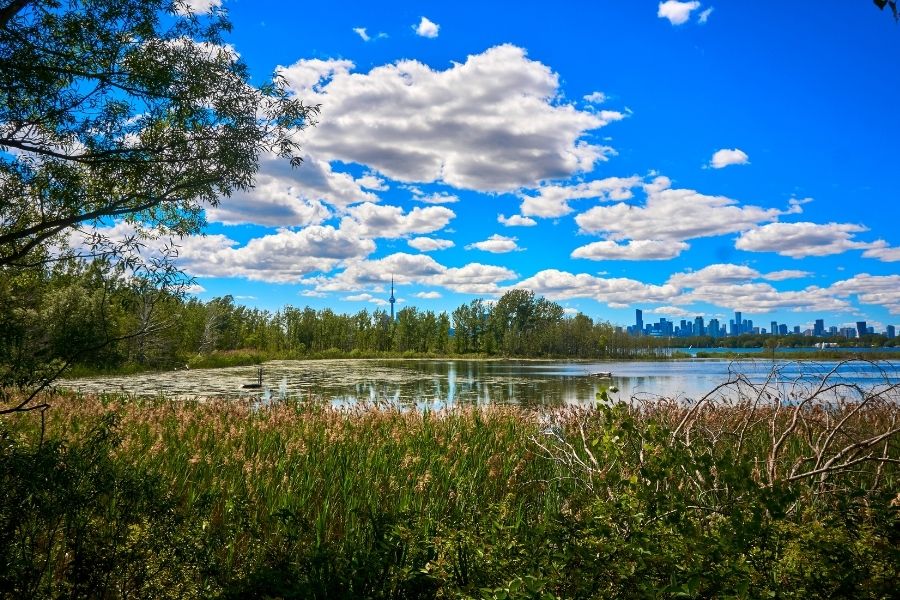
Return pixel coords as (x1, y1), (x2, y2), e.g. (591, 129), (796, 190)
(59, 358), (900, 408)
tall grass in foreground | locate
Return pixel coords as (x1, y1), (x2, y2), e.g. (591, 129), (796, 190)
(1, 368), (899, 598)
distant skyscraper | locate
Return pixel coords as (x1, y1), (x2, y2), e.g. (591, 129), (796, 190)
(694, 316), (705, 337)
(779, 324), (788, 335)
(856, 321), (867, 338)
(708, 318), (720, 338)
(389, 276), (396, 321)
(814, 319), (825, 337)
(734, 312), (742, 335)
(793, 326), (801, 335)
(887, 325), (896, 339)
(635, 309), (643, 335)
(771, 321), (778, 336)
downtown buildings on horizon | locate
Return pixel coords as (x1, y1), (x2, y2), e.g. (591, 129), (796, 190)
(626, 309), (897, 340)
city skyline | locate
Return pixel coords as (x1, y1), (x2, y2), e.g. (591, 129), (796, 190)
(123, 1), (899, 330)
(627, 308), (897, 339)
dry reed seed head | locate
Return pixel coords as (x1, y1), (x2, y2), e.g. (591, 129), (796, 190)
(487, 454), (504, 479)
(414, 471), (432, 494)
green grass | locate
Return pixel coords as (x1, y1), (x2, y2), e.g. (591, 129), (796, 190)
(2, 386), (898, 598)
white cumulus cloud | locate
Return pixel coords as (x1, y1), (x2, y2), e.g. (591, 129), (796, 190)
(343, 292), (388, 306)
(576, 187), (782, 242)
(414, 291), (442, 299)
(280, 45), (617, 192)
(520, 176), (641, 218)
(300, 253), (516, 296)
(341, 202), (455, 239)
(763, 269), (813, 281)
(735, 222), (871, 258)
(176, 0), (222, 15)
(408, 237), (455, 252)
(415, 191), (459, 204)
(84, 223), (377, 284)
(414, 16), (440, 38)
(206, 154), (378, 226)
(498, 214), (537, 227)
(658, 1), (701, 25)
(709, 148), (750, 169)
(571, 239), (689, 261)
(515, 269), (680, 306)
(466, 234), (522, 254)
(679, 282), (850, 314)
(649, 306), (699, 318)
(667, 263), (759, 288)
(657, 263), (854, 314)
(830, 274), (900, 314)
(862, 241), (900, 262)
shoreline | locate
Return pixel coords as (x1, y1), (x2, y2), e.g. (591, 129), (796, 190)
(62, 350), (900, 380)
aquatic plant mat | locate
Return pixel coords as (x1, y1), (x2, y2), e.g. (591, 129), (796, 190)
(1, 371), (899, 598)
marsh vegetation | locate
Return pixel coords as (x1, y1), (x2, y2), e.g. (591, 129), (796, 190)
(2, 367), (898, 598)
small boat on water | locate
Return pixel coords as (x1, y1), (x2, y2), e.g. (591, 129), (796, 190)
(242, 367), (264, 389)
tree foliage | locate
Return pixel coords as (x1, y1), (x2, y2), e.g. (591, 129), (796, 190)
(0, 0), (316, 267)
(874, 0), (899, 20)
(0, 0), (318, 411)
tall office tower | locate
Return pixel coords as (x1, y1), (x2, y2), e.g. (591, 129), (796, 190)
(734, 312), (742, 334)
(779, 324), (788, 335)
(680, 319), (688, 335)
(708, 318), (719, 338)
(814, 319), (825, 337)
(856, 321), (867, 338)
(771, 321), (778, 335)
(793, 326), (801, 335)
(829, 326), (838, 335)
(745, 319), (753, 332)
(887, 325), (896, 339)
(729, 319), (737, 336)
(635, 309), (643, 334)
(694, 316), (704, 337)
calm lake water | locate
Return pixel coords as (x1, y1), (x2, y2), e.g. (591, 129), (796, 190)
(59, 358), (900, 408)
(674, 346), (900, 356)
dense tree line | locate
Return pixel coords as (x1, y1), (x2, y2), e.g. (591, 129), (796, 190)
(1, 262), (671, 380)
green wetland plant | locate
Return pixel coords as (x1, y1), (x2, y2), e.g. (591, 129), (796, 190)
(1, 365), (898, 598)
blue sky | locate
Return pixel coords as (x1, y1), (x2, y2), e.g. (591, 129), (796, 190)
(174, 0), (900, 332)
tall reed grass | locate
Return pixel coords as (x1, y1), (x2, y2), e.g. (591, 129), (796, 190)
(2, 369), (898, 598)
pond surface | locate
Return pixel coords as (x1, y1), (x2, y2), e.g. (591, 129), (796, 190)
(59, 358), (900, 408)
(673, 346), (900, 356)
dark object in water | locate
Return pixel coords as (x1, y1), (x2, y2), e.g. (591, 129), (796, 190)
(242, 367), (263, 389)
(589, 371), (613, 378)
